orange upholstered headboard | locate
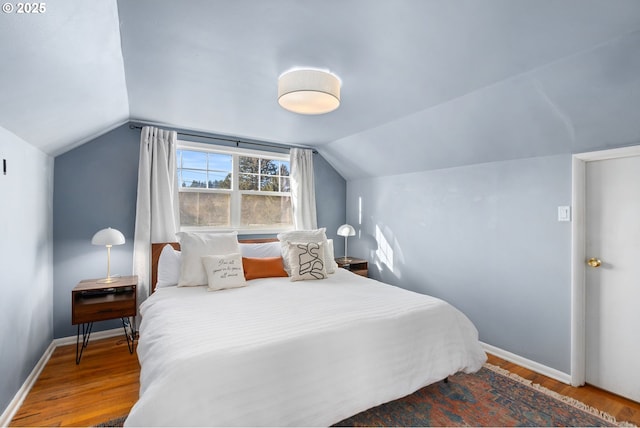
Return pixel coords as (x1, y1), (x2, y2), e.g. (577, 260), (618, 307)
(151, 238), (278, 293)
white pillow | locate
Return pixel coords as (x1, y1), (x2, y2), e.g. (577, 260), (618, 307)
(157, 244), (181, 288)
(326, 239), (338, 274)
(201, 253), (246, 291)
(239, 241), (282, 258)
(326, 239), (337, 271)
(176, 231), (240, 286)
(287, 241), (328, 281)
(277, 228), (337, 274)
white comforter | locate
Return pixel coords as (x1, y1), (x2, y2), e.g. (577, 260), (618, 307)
(125, 269), (486, 427)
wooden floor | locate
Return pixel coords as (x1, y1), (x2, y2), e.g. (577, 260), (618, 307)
(486, 354), (640, 425)
(10, 336), (640, 426)
(10, 336), (140, 427)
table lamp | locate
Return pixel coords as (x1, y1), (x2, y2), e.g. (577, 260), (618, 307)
(337, 224), (356, 262)
(91, 227), (125, 283)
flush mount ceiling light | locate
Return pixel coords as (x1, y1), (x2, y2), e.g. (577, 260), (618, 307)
(278, 69), (341, 114)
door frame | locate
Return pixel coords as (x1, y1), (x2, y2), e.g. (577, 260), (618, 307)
(570, 145), (640, 386)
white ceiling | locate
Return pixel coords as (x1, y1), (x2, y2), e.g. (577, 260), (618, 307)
(1, 0), (639, 179)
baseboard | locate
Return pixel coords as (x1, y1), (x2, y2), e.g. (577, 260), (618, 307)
(53, 327), (123, 347)
(0, 328), (123, 427)
(481, 342), (571, 384)
(0, 341), (55, 428)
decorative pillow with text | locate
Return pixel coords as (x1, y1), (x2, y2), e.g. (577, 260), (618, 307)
(201, 253), (247, 291)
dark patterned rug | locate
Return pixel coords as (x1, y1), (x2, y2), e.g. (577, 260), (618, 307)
(335, 364), (630, 427)
(96, 364), (631, 427)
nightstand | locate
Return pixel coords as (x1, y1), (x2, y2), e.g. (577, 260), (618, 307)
(335, 257), (368, 277)
(72, 275), (137, 364)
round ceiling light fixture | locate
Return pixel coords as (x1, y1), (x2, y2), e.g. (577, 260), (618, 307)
(278, 69), (341, 115)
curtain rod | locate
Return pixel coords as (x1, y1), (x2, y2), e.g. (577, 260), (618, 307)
(128, 124), (318, 154)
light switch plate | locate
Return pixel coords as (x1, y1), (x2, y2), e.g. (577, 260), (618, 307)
(558, 206), (571, 222)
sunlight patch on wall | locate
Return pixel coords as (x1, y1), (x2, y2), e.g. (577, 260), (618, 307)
(375, 224), (394, 272)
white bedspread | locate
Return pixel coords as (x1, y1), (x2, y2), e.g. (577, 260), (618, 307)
(125, 269), (486, 427)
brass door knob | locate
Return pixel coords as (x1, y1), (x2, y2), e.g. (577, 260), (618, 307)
(587, 257), (602, 268)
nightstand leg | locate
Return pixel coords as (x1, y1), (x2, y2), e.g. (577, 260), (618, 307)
(121, 316), (136, 354)
(75, 322), (93, 364)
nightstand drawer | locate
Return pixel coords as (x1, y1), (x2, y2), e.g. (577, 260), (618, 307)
(335, 258), (368, 277)
(350, 268), (368, 277)
(71, 287), (136, 325)
(72, 291), (136, 324)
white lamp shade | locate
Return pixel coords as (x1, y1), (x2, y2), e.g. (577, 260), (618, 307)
(91, 227), (125, 246)
(278, 69), (340, 115)
(337, 224), (356, 237)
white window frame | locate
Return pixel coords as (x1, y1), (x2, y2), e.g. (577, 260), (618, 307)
(177, 140), (294, 234)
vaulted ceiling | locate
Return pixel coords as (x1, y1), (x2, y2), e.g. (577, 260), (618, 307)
(2, 0), (639, 179)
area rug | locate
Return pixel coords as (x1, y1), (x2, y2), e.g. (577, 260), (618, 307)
(96, 364), (632, 427)
(335, 364), (632, 427)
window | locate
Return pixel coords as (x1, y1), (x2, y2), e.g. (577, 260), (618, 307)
(177, 143), (293, 232)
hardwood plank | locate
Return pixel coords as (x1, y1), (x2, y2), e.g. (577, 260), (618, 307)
(487, 354), (640, 426)
(10, 341), (640, 426)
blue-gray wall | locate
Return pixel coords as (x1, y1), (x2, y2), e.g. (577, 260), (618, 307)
(53, 124), (140, 338)
(53, 123), (346, 338)
(347, 154), (572, 373)
(0, 127), (53, 417)
(314, 152), (347, 252)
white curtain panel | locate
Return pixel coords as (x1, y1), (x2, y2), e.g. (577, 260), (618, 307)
(290, 148), (318, 230)
(132, 126), (180, 301)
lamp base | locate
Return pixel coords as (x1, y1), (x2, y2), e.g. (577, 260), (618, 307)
(97, 275), (121, 284)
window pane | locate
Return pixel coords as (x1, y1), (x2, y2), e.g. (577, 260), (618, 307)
(181, 150), (207, 170)
(208, 171), (231, 189)
(180, 169), (207, 188)
(241, 194), (292, 227)
(260, 159), (279, 176)
(208, 153), (232, 172)
(239, 173), (258, 190)
(179, 192), (230, 226)
(279, 161), (290, 176)
(281, 177), (290, 192)
(260, 176), (279, 191)
(239, 156), (258, 174)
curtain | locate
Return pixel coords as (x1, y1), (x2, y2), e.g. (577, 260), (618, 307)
(132, 126), (180, 301)
(290, 148), (317, 230)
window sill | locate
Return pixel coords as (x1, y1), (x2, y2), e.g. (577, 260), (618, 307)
(179, 226), (294, 236)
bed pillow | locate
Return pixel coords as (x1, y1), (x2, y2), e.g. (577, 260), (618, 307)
(201, 253), (246, 291)
(286, 241), (328, 281)
(239, 241), (282, 258)
(177, 231), (240, 286)
(326, 239), (337, 272)
(277, 228), (337, 275)
(242, 257), (288, 280)
(157, 244), (181, 288)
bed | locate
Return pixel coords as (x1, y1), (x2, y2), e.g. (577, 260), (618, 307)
(125, 236), (486, 427)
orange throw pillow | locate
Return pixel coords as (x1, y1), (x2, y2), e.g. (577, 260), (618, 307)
(242, 257), (289, 280)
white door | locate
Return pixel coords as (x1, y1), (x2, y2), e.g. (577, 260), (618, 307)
(585, 155), (640, 402)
